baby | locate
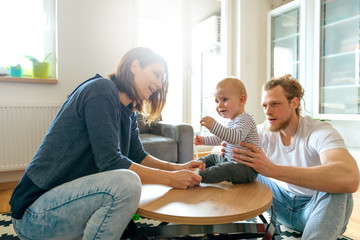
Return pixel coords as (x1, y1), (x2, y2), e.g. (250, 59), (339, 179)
(194, 77), (259, 183)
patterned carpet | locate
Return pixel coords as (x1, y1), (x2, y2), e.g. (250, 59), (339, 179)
(0, 212), (353, 239)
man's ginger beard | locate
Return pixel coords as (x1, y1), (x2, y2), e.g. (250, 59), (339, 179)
(267, 113), (292, 132)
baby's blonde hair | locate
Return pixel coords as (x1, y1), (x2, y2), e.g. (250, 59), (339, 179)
(216, 77), (247, 97)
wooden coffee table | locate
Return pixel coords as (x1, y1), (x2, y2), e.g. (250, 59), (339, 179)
(122, 181), (277, 239)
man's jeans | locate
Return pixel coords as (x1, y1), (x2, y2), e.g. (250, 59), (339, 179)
(12, 169), (141, 240)
(257, 175), (353, 240)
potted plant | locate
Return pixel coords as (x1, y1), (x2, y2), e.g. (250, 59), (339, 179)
(7, 64), (22, 77)
(25, 53), (51, 79)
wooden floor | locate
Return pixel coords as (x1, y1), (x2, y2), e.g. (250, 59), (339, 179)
(0, 181), (17, 213)
(0, 182), (359, 239)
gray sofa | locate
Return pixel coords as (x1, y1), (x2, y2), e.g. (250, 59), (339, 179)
(137, 114), (194, 164)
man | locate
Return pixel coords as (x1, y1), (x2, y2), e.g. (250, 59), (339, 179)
(230, 74), (359, 239)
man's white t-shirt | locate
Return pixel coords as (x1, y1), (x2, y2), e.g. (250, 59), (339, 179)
(257, 116), (346, 196)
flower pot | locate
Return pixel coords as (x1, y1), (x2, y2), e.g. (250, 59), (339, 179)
(9, 66), (22, 77)
(33, 62), (50, 79)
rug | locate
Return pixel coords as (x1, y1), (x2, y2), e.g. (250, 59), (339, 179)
(0, 212), (353, 240)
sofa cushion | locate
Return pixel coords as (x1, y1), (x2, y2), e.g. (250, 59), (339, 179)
(140, 133), (178, 163)
(137, 114), (150, 133)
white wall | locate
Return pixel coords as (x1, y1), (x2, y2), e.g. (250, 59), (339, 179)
(237, 0), (272, 124)
(0, 0), (139, 105)
(0, 0), (139, 183)
(191, 0), (221, 26)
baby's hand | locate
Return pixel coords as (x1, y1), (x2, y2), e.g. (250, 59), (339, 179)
(200, 116), (215, 130)
(194, 134), (204, 145)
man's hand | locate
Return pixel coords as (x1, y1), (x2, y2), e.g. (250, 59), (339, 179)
(169, 170), (202, 189)
(232, 142), (276, 177)
(200, 116), (215, 130)
(221, 141), (226, 156)
(194, 134), (204, 145)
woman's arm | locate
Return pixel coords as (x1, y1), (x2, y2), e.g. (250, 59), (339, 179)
(128, 156), (202, 189)
(140, 155), (205, 171)
(139, 155), (179, 171)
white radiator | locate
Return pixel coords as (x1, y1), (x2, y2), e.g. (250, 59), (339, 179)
(0, 104), (61, 172)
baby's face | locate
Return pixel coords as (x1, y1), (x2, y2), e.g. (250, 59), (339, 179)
(214, 86), (245, 120)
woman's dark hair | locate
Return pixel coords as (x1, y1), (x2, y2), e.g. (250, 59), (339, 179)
(108, 47), (169, 123)
(263, 74), (304, 115)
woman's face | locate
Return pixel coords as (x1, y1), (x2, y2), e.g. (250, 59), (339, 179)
(132, 60), (165, 100)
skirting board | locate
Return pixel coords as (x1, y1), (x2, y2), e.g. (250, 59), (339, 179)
(0, 170), (24, 184)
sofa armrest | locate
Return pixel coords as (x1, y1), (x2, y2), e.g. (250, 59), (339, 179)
(150, 122), (194, 164)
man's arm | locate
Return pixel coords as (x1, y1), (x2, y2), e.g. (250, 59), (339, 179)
(233, 143), (359, 193)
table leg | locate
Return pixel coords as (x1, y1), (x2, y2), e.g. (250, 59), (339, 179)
(123, 220), (148, 240)
(122, 223), (279, 239)
(261, 206), (280, 240)
(123, 222), (271, 239)
(122, 207), (279, 240)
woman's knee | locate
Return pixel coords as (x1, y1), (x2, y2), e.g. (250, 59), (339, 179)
(107, 169), (141, 198)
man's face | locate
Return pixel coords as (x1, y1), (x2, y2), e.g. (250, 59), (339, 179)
(261, 86), (294, 132)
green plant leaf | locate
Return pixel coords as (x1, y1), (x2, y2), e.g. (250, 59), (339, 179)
(24, 55), (39, 64)
(43, 53), (51, 62)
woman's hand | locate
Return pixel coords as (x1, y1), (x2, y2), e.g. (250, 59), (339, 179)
(232, 142), (276, 177)
(169, 170), (202, 189)
(180, 160), (205, 170)
(170, 160), (204, 188)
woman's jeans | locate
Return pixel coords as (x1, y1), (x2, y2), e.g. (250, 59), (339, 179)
(12, 169), (141, 240)
(257, 175), (354, 240)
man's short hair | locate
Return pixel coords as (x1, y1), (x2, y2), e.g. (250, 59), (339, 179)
(263, 74), (304, 115)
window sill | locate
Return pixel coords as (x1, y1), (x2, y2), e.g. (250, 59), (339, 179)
(0, 76), (57, 84)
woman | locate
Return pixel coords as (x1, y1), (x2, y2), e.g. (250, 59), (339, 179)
(10, 47), (203, 240)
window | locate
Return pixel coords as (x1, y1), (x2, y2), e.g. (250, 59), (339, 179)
(0, 0), (56, 79)
(138, 0), (183, 123)
(191, 15), (222, 134)
(137, 0), (222, 126)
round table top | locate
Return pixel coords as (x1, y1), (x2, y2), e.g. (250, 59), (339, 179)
(137, 181), (273, 225)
